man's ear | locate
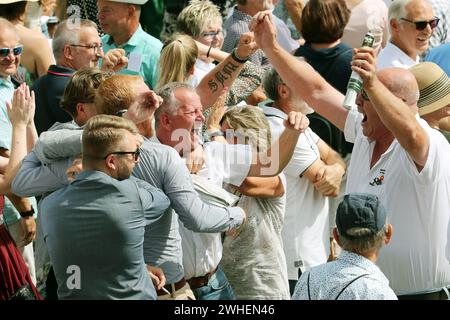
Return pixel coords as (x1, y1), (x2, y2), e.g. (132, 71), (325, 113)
(127, 4), (136, 17)
(104, 154), (117, 171)
(384, 224), (393, 245)
(332, 227), (342, 247)
(159, 113), (171, 127)
(277, 83), (290, 100)
(63, 44), (73, 60)
(390, 18), (400, 33)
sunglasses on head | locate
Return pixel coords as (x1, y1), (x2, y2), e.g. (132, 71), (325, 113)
(400, 17), (440, 31)
(0, 45), (23, 58)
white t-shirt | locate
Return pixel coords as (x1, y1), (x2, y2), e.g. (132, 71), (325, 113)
(377, 42), (420, 70)
(189, 59), (215, 88)
(344, 110), (450, 294)
(262, 106), (330, 280)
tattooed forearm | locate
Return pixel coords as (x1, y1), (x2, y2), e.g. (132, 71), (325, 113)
(208, 61), (240, 93)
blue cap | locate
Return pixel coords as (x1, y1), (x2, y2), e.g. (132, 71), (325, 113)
(336, 193), (387, 238)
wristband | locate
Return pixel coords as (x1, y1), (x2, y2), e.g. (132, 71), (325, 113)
(19, 206), (35, 218)
(231, 48), (249, 64)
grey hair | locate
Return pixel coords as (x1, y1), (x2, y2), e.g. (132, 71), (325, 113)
(388, 0), (412, 20)
(338, 224), (389, 254)
(52, 19), (98, 61)
(154, 82), (195, 126)
(262, 67), (285, 101)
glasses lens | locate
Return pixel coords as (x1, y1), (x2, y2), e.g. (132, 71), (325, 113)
(415, 21), (428, 30)
(429, 18), (439, 29)
(0, 48), (9, 57)
(13, 46), (23, 56)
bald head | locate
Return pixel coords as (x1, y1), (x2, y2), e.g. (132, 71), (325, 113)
(0, 17), (17, 35)
(377, 68), (420, 108)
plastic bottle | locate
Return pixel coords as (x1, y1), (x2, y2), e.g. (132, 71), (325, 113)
(343, 31), (375, 110)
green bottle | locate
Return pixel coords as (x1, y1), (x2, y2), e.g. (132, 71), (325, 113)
(343, 31), (375, 110)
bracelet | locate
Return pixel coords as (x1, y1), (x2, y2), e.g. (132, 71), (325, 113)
(231, 48), (249, 64)
(19, 206), (35, 218)
(115, 109), (127, 117)
(206, 45), (213, 58)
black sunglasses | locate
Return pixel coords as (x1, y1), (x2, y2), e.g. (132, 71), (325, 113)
(0, 45), (23, 58)
(104, 148), (141, 161)
(400, 17), (440, 31)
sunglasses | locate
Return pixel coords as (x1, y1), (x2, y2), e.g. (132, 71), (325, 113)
(104, 148), (141, 161)
(400, 17), (440, 31)
(0, 45), (23, 58)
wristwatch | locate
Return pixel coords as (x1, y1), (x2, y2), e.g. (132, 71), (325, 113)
(19, 206), (35, 218)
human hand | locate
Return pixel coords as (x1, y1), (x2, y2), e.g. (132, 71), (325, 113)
(226, 207), (246, 239)
(6, 83), (35, 126)
(101, 48), (128, 72)
(19, 216), (36, 247)
(249, 11), (277, 52)
(66, 156), (82, 182)
(351, 47), (377, 89)
(124, 90), (163, 124)
(147, 265), (166, 290)
(40, 0), (57, 16)
(313, 164), (345, 197)
(236, 32), (258, 59)
(283, 111), (309, 133)
(185, 144), (205, 174)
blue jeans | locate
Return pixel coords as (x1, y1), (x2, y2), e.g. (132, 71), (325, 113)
(191, 266), (235, 300)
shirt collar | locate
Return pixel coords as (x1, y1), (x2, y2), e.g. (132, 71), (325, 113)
(232, 6), (253, 23)
(386, 42), (420, 65)
(338, 250), (380, 274)
(260, 104), (288, 120)
(0, 76), (13, 89)
(105, 24), (144, 48)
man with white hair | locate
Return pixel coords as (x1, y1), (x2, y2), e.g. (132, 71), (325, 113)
(377, 0), (437, 69)
(97, 0), (162, 89)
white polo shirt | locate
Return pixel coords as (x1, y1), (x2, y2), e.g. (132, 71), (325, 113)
(377, 42), (420, 70)
(262, 106), (330, 280)
(180, 142), (253, 279)
(344, 110), (450, 294)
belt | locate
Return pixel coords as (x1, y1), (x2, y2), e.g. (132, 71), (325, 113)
(157, 278), (187, 296)
(398, 287), (450, 300)
(187, 267), (217, 290)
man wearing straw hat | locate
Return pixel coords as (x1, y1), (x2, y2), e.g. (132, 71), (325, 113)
(409, 61), (450, 142)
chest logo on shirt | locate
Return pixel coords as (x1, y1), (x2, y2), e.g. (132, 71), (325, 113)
(369, 169), (386, 186)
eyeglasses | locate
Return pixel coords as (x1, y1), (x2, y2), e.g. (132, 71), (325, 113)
(104, 148), (141, 161)
(200, 30), (224, 39)
(70, 43), (103, 54)
(0, 45), (23, 58)
(400, 17), (440, 31)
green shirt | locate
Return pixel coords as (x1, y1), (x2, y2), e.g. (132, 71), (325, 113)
(102, 24), (162, 89)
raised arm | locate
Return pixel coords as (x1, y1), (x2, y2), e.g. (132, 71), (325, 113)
(250, 11), (348, 131)
(352, 47), (429, 169)
(196, 32), (258, 107)
(237, 176), (284, 198)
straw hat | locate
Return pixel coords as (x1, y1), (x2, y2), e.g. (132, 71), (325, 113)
(409, 62), (450, 116)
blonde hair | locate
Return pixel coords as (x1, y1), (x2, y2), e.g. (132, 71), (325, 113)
(177, 0), (223, 38)
(95, 74), (143, 116)
(156, 34), (198, 90)
(221, 106), (271, 152)
(82, 115), (139, 160)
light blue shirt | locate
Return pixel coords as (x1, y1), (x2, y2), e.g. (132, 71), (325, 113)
(292, 251), (398, 300)
(0, 76), (14, 150)
(102, 24), (162, 89)
(425, 43), (450, 76)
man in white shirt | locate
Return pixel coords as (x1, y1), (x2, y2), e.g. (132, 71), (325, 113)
(377, 0), (437, 69)
(154, 82), (309, 299)
(261, 67), (346, 294)
(250, 10), (450, 298)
